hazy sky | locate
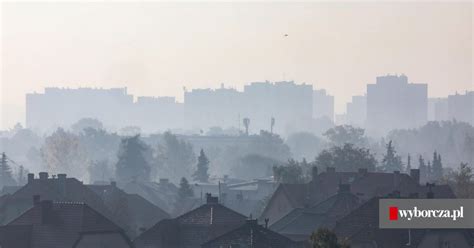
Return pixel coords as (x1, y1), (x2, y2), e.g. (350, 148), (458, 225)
(1, 1), (473, 129)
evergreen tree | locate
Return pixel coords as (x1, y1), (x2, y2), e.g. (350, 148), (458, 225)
(432, 151), (443, 181)
(381, 141), (403, 172)
(178, 177), (194, 199)
(453, 162), (473, 198)
(418, 155), (428, 183)
(115, 135), (151, 183)
(406, 154), (412, 173)
(0, 153), (16, 187)
(193, 149), (210, 182)
(427, 161), (432, 182)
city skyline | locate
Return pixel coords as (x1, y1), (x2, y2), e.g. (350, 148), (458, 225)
(1, 1), (473, 129)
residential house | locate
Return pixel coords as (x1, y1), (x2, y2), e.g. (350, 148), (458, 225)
(269, 184), (360, 241)
(0, 196), (133, 248)
(133, 194), (247, 248)
(260, 167), (455, 226)
(202, 219), (301, 248)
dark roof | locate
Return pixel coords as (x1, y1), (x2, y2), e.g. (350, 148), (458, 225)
(270, 189), (360, 241)
(260, 170), (455, 226)
(5, 200), (126, 248)
(202, 220), (300, 248)
(87, 183), (170, 233)
(0, 225), (32, 248)
(134, 198), (247, 248)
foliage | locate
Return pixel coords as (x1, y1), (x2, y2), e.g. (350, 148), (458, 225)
(381, 140), (403, 172)
(40, 128), (89, 180)
(0, 153), (16, 187)
(452, 163), (473, 198)
(310, 228), (350, 248)
(232, 154), (279, 180)
(115, 135), (151, 183)
(88, 160), (114, 183)
(71, 118), (104, 134)
(314, 144), (377, 172)
(432, 151), (443, 181)
(273, 159), (306, 184)
(286, 132), (326, 161)
(388, 121), (474, 169)
(193, 149), (210, 182)
(178, 177), (194, 199)
(324, 125), (367, 147)
(154, 132), (196, 183)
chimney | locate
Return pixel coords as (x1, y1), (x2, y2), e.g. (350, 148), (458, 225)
(40, 200), (54, 224)
(39, 172), (48, 180)
(110, 181), (117, 187)
(410, 169), (420, 185)
(338, 184), (351, 193)
(326, 167), (336, 173)
(27, 173), (35, 184)
(159, 178), (169, 185)
(311, 166), (318, 182)
(206, 193), (218, 204)
(33, 195), (40, 205)
(57, 174), (66, 196)
(246, 219), (258, 226)
(358, 168), (368, 175)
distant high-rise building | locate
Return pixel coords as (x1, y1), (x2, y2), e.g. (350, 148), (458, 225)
(26, 87), (134, 132)
(366, 75), (427, 136)
(346, 95), (366, 127)
(447, 91), (474, 125)
(312, 89), (334, 122)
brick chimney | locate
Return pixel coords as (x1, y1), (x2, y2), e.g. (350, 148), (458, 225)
(39, 172), (48, 180)
(410, 169), (420, 185)
(27, 173), (35, 184)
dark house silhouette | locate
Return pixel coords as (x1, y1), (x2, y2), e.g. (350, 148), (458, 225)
(269, 183), (360, 241)
(0, 196), (133, 248)
(202, 219), (301, 248)
(133, 194), (247, 248)
(260, 167), (455, 226)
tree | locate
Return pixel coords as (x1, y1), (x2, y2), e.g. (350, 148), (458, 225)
(453, 162), (472, 198)
(0, 153), (16, 188)
(418, 155), (428, 184)
(155, 132), (196, 183)
(323, 125), (367, 147)
(381, 140), (403, 172)
(314, 144), (377, 172)
(406, 154), (412, 173)
(88, 160), (114, 183)
(243, 118), (250, 135)
(71, 118), (104, 134)
(193, 149), (210, 182)
(432, 151), (443, 181)
(178, 177), (194, 199)
(310, 228), (350, 248)
(16, 165), (29, 185)
(41, 128), (88, 180)
(273, 159), (305, 184)
(232, 154), (278, 180)
(115, 135), (151, 183)
(286, 132), (325, 161)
